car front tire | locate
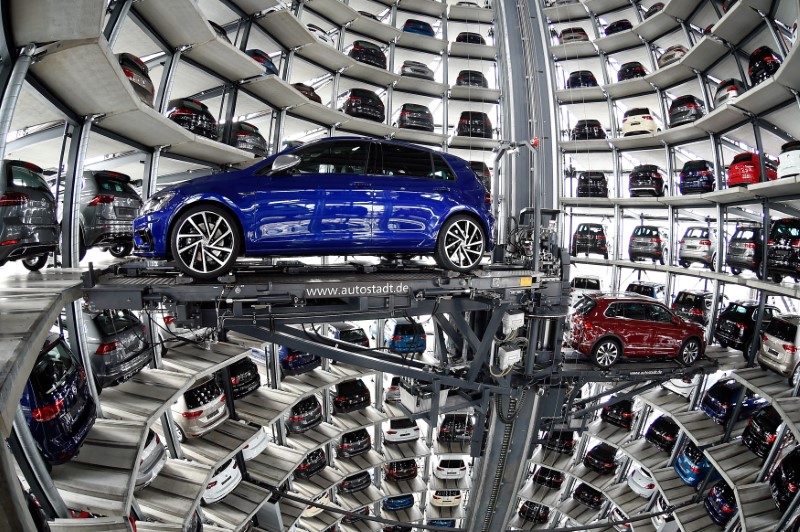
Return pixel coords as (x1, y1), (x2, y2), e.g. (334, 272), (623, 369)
(591, 338), (621, 369)
(678, 338), (700, 366)
(434, 214), (486, 273)
(171, 204), (241, 280)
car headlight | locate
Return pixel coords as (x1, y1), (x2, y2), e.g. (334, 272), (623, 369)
(141, 192), (176, 215)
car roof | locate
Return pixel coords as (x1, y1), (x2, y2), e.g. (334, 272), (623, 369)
(574, 275), (600, 280)
(627, 280), (663, 287)
(588, 293), (662, 303)
(676, 289), (712, 296)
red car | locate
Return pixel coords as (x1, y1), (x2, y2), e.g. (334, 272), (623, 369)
(569, 294), (705, 368)
(726, 152), (778, 187)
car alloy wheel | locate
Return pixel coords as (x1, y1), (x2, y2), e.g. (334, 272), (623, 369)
(171, 205), (240, 280)
(708, 254), (717, 271)
(592, 338), (621, 368)
(22, 254), (48, 271)
(679, 338), (700, 366)
(435, 215), (486, 273)
(791, 364), (800, 387)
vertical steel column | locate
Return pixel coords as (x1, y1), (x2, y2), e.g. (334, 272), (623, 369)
(142, 147), (161, 200)
(748, 201), (771, 365)
(61, 118), (92, 268)
(0, 436), (40, 529)
(0, 45), (35, 183)
(155, 49), (183, 114)
(756, 424), (787, 482)
(104, 0), (133, 48)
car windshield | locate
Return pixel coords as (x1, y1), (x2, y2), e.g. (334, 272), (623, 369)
(31, 340), (76, 395)
(93, 309), (140, 336)
(765, 318), (798, 342)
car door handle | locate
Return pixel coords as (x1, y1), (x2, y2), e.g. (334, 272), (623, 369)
(352, 182), (370, 189)
(434, 187), (450, 193)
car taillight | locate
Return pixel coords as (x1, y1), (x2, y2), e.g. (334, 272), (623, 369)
(284, 354), (299, 361)
(231, 376), (240, 385)
(220, 394), (226, 402)
(335, 395), (346, 402)
(734, 322), (747, 330)
(88, 194), (116, 206)
(0, 239), (19, 246)
(768, 239), (776, 245)
(352, 44), (364, 51)
(388, 386), (399, 391)
(743, 242), (757, 249)
(690, 309), (704, 316)
(387, 430), (397, 434)
(789, 482), (799, 493)
(418, 335), (426, 340)
(170, 108), (195, 117)
(31, 399), (64, 422)
(650, 238), (662, 243)
(485, 191), (491, 205)
(622, 412), (634, 418)
(690, 464), (700, 473)
(391, 335), (402, 341)
(727, 86), (737, 92)
(348, 96), (362, 104)
(96, 340), (122, 355)
(646, 483), (655, 489)
(207, 481), (217, 489)
(459, 117), (469, 125)
(679, 239), (685, 244)
(0, 191), (29, 206)
(643, 115), (653, 120)
(766, 433), (777, 444)
(685, 103), (699, 109)
(721, 502), (734, 513)
(791, 239), (800, 247)
(182, 409), (203, 418)
(289, 415), (303, 422)
(784, 344), (798, 353)
(764, 56), (778, 63)
(762, 334), (769, 342)
(163, 316), (175, 325)
(596, 235), (605, 240)
(604, 462), (614, 467)
(699, 240), (711, 245)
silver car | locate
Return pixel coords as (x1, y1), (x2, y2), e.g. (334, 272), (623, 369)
(0, 160), (59, 271)
(136, 429), (167, 490)
(758, 314), (800, 385)
(83, 308), (152, 389)
(657, 45), (688, 68)
(171, 375), (229, 440)
(80, 170), (142, 258)
(678, 226), (718, 269)
(399, 60), (434, 80)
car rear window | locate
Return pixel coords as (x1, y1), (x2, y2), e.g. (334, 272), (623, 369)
(93, 309), (140, 336)
(683, 160), (712, 172)
(293, 396), (319, 413)
(572, 278), (600, 290)
(573, 298), (596, 316)
(772, 220), (800, 238)
(632, 226), (659, 237)
(727, 304), (749, 315)
(672, 95), (697, 105)
(31, 340), (76, 395)
(439, 459), (465, 468)
(337, 379), (366, 393)
(765, 318), (798, 343)
(683, 227), (708, 238)
(356, 40), (381, 50)
(732, 153), (755, 164)
(395, 323), (422, 335)
(732, 228), (758, 240)
(674, 292), (706, 306)
(624, 108), (649, 117)
(184, 378), (222, 409)
(7, 162), (50, 192)
(340, 329), (368, 343)
(391, 418), (416, 429)
(576, 224), (603, 234)
(176, 99), (207, 112)
(95, 174), (136, 194)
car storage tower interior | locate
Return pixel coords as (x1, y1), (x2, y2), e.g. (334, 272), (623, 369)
(0, 0), (799, 531)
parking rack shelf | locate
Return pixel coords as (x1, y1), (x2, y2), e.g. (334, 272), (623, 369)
(430, 474), (473, 491)
(638, 388), (692, 415)
(294, 467), (347, 500)
(340, 521), (384, 532)
(650, 467), (697, 506)
(100, 369), (193, 426)
(448, 3), (495, 23)
(247, 444), (306, 487)
(337, 449), (387, 476)
(202, 481), (270, 531)
(378, 505), (424, 523)
(620, 439), (672, 473)
(704, 441), (761, 491)
(530, 447), (575, 473)
(557, 498), (602, 526)
(773, 397), (800, 442)
(48, 518), (130, 532)
(736, 483), (783, 532)
(518, 480), (564, 507)
(235, 387), (301, 428)
(136, 458), (210, 528)
(382, 475), (428, 496)
(286, 422), (345, 454)
(605, 482), (649, 519)
(672, 502), (724, 532)
(730, 367), (795, 402)
(585, 419), (633, 447)
(425, 501), (466, 519)
(672, 410), (747, 447)
(337, 484), (387, 511)
(383, 439), (431, 460)
(178, 419), (259, 467)
(507, 514), (552, 530)
(552, 353), (716, 383)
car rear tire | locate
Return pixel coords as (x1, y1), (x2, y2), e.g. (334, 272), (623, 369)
(171, 204), (241, 280)
(791, 364), (800, 387)
(709, 254), (717, 271)
(718, 340), (728, 348)
(730, 266), (741, 275)
(22, 254), (48, 271)
(680, 260), (690, 268)
(434, 214), (486, 273)
(771, 272), (783, 283)
(591, 338), (621, 369)
(678, 338), (700, 366)
(109, 242), (133, 258)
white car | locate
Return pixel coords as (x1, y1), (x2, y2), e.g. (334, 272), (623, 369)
(302, 491), (330, 517)
(779, 140), (800, 179)
(651, 495), (679, 532)
(621, 108), (659, 136)
(434, 458), (467, 480)
(627, 468), (656, 498)
(202, 458), (242, 504)
(384, 418), (420, 443)
(609, 506), (631, 531)
(385, 376), (402, 402)
(430, 489), (462, 507)
(242, 423), (269, 461)
(570, 275), (602, 307)
(307, 24), (334, 46)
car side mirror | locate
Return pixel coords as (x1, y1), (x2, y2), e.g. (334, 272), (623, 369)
(270, 154), (300, 174)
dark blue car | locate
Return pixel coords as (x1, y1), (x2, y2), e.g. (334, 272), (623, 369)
(278, 346), (321, 376)
(703, 480), (737, 525)
(382, 494), (415, 511)
(402, 19), (435, 37)
(427, 520), (456, 527)
(20, 335), (97, 464)
(134, 137), (493, 280)
(674, 441), (716, 487)
(700, 379), (767, 424)
(245, 49), (279, 76)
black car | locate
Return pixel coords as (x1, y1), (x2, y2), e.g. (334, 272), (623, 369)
(715, 300), (780, 352)
(583, 443), (618, 474)
(669, 95), (705, 127)
(396, 103), (434, 132)
(566, 70), (598, 88)
(749, 46), (782, 86)
(229, 122), (268, 157)
(218, 357), (260, 399)
(601, 398), (635, 429)
(618, 61), (647, 81)
(339, 88), (385, 122)
(644, 2), (664, 18)
(604, 19), (633, 36)
(571, 119), (606, 140)
(532, 466), (565, 489)
(339, 470), (372, 494)
(332, 379), (371, 414)
(285, 395), (322, 433)
(347, 40), (387, 69)
(294, 448), (326, 479)
(629, 164), (665, 197)
(518, 501), (549, 523)
(701, 379), (767, 425)
(671, 290), (714, 326)
(342, 505), (370, 524)
(573, 482), (604, 509)
(767, 218), (800, 283)
(645, 415), (679, 452)
(470, 161), (492, 189)
(166, 98), (218, 139)
(383, 459), (418, 481)
(679, 160), (715, 195)
(456, 69), (489, 87)
(742, 405), (781, 459)
(570, 223), (608, 259)
(728, 223), (763, 276)
(117, 53), (154, 107)
(456, 31), (485, 44)
(575, 171), (608, 197)
(772, 446), (800, 511)
(542, 429), (576, 454)
(337, 428), (371, 458)
(457, 111), (493, 138)
(293, 83), (322, 103)
(625, 280), (665, 300)
(438, 413), (474, 442)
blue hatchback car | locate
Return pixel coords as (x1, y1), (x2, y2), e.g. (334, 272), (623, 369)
(402, 19), (435, 37)
(674, 441), (717, 487)
(134, 137), (493, 280)
(382, 494), (415, 511)
(704, 480), (737, 525)
(700, 379), (767, 424)
(20, 335), (97, 465)
(427, 520), (456, 527)
(278, 346), (321, 376)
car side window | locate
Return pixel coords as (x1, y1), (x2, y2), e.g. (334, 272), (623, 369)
(291, 141), (369, 175)
(620, 303), (647, 321)
(647, 304), (673, 323)
(379, 144), (433, 178)
(431, 155), (456, 181)
(605, 303), (621, 318)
